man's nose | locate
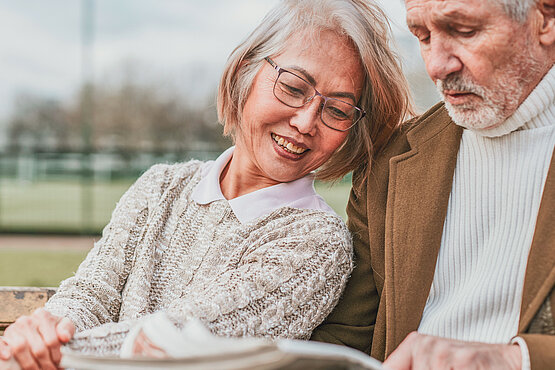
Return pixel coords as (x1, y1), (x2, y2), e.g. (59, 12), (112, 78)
(289, 99), (320, 135)
(424, 36), (463, 81)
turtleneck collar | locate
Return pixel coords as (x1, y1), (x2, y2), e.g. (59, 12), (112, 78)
(470, 64), (555, 138)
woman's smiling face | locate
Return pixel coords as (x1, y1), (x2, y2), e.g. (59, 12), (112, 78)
(232, 30), (364, 187)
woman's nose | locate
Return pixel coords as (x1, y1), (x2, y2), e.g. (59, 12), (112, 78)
(289, 99), (320, 136)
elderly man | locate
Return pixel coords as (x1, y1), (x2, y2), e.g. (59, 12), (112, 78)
(312, 0), (554, 369)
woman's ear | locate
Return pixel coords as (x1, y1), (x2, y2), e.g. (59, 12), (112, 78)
(538, 0), (555, 46)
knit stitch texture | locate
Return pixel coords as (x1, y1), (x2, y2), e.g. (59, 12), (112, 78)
(45, 161), (353, 356)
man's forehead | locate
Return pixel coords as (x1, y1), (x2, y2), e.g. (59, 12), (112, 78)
(405, 0), (504, 23)
(405, 0), (500, 12)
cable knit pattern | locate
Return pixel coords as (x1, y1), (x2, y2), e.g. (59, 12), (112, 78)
(44, 161), (353, 356)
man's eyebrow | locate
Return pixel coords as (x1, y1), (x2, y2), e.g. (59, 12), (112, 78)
(407, 8), (477, 29)
(406, 22), (421, 31)
(437, 9), (476, 23)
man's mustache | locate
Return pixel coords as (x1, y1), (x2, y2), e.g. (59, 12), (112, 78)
(437, 74), (485, 97)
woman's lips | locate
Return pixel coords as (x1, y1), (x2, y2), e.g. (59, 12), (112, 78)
(271, 133), (308, 154)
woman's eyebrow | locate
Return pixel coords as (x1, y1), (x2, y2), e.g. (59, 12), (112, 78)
(285, 65), (357, 102)
(284, 65), (317, 86)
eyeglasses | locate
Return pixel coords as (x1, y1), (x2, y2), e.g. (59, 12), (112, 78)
(265, 57), (365, 132)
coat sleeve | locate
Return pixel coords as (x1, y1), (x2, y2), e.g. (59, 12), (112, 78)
(519, 334), (555, 370)
(310, 175), (379, 354)
(62, 213), (354, 356)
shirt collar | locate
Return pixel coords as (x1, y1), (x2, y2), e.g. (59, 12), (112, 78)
(191, 146), (336, 224)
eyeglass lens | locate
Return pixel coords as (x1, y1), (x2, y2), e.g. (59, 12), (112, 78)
(274, 70), (362, 131)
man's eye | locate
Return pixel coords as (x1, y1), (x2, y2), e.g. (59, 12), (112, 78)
(413, 31), (430, 43)
(453, 27), (476, 37)
(419, 34), (430, 43)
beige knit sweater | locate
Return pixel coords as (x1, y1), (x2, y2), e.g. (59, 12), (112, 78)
(45, 161), (353, 356)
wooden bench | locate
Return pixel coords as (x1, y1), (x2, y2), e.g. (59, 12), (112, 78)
(0, 287), (56, 335)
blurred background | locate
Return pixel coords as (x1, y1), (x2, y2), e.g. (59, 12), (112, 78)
(0, 0), (439, 286)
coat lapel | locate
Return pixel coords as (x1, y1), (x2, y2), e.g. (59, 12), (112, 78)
(519, 151), (555, 332)
(383, 107), (463, 354)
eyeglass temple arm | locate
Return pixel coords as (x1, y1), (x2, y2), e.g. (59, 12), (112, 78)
(265, 57), (280, 71)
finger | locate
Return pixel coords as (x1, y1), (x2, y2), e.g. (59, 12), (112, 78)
(383, 332), (419, 370)
(25, 327), (56, 370)
(5, 334), (40, 370)
(384, 348), (412, 370)
(36, 321), (62, 365)
(55, 318), (74, 343)
(132, 336), (145, 355)
(6, 315), (55, 369)
(133, 331), (167, 359)
(140, 336), (166, 359)
(140, 333), (164, 353)
(0, 338), (12, 361)
(142, 345), (167, 359)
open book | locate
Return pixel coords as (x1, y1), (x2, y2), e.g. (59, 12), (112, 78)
(61, 313), (383, 370)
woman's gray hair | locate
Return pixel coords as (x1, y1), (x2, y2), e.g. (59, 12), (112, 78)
(218, 0), (414, 181)
(496, 0), (537, 23)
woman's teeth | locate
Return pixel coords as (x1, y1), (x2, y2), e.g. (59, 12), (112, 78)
(272, 133), (307, 154)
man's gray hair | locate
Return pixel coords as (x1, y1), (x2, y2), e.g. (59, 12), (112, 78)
(496, 0), (537, 22)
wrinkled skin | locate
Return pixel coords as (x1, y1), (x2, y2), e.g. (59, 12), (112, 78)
(383, 332), (521, 370)
(385, 0), (555, 368)
(0, 309), (74, 370)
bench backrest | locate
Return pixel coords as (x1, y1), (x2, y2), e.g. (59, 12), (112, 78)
(0, 287), (56, 334)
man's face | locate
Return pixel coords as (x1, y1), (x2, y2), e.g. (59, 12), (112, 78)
(406, 0), (545, 130)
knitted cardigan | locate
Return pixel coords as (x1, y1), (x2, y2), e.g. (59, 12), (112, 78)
(44, 161), (353, 356)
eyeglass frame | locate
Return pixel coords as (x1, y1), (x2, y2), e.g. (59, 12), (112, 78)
(264, 57), (366, 132)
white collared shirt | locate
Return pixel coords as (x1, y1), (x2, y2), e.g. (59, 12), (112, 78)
(191, 147), (336, 224)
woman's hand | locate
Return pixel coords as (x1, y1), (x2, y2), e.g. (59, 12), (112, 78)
(132, 330), (167, 358)
(0, 337), (20, 370)
(1, 309), (74, 370)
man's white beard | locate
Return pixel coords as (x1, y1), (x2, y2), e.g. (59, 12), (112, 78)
(436, 48), (541, 130)
(436, 74), (518, 130)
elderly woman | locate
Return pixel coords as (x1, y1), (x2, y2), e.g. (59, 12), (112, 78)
(0, 0), (412, 368)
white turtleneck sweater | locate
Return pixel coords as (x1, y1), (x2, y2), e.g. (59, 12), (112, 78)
(418, 66), (555, 368)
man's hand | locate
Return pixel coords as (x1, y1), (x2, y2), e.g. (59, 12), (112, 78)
(384, 332), (522, 370)
(1, 309), (74, 370)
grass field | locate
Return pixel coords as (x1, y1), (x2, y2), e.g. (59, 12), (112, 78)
(0, 249), (89, 287)
(0, 178), (352, 286)
(0, 178), (351, 233)
(0, 178), (132, 234)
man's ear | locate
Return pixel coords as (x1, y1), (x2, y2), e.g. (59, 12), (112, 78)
(537, 0), (555, 46)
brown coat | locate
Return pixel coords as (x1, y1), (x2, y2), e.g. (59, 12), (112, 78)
(311, 103), (555, 369)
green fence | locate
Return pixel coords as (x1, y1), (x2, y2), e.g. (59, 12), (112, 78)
(0, 151), (351, 234)
(0, 150), (216, 234)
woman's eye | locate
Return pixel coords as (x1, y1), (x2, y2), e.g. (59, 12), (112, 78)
(326, 106), (349, 120)
(280, 82), (305, 97)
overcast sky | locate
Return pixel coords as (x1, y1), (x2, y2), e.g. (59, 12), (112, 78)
(0, 0), (435, 131)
